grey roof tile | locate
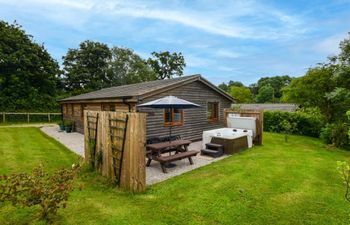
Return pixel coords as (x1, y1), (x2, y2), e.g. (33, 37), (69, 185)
(60, 75), (200, 101)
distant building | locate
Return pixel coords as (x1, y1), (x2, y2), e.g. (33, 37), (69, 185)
(232, 103), (298, 112)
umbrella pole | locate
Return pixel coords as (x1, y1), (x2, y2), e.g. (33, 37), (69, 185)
(169, 125), (172, 143)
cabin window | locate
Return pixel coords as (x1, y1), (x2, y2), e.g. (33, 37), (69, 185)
(164, 108), (183, 126)
(207, 102), (219, 122)
(110, 104), (116, 111)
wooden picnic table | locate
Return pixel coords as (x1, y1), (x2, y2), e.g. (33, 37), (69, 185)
(147, 139), (191, 151)
(146, 139), (199, 173)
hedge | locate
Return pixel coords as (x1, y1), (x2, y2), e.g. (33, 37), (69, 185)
(263, 110), (325, 138)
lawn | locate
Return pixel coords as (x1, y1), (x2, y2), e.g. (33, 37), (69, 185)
(1, 127), (350, 224)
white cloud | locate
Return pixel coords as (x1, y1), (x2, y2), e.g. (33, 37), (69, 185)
(217, 66), (237, 72)
(185, 55), (215, 68)
(1, 0), (93, 10)
(215, 49), (240, 59)
(314, 34), (346, 55)
(1, 0), (307, 40)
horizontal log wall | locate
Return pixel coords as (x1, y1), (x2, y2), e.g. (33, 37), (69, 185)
(138, 80), (232, 141)
(63, 103), (133, 133)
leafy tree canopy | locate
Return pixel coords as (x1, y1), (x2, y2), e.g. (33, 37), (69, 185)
(108, 47), (157, 86)
(218, 82), (230, 92)
(282, 34), (350, 122)
(0, 21), (60, 111)
(218, 76), (291, 103)
(256, 85), (274, 103)
(339, 32), (350, 64)
(147, 51), (185, 79)
(256, 75), (292, 99)
(230, 86), (253, 103)
(62, 40), (111, 95)
(218, 80), (244, 92)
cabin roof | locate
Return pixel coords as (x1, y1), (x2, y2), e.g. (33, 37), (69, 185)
(59, 74), (234, 103)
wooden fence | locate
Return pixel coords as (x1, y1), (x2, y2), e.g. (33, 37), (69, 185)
(84, 110), (146, 192)
(224, 109), (264, 145)
(1, 112), (62, 123)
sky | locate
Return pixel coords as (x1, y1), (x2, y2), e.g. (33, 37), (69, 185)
(1, 0), (350, 85)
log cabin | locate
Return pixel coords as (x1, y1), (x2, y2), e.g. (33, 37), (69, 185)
(59, 75), (234, 141)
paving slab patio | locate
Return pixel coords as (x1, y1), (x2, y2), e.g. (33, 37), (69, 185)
(41, 125), (227, 185)
(41, 125), (85, 157)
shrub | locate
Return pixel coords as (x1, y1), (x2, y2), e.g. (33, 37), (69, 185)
(320, 122), (350, 150)
(264, 110), (325, 137)
(280, 119), (297, 142)
(0, 165), (80, 221)
(337, 161), (350, 203)
(63, 120), (73, 127)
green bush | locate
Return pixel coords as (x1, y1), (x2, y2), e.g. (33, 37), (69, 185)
(63, 119), (74, 127)
(321, 123), (350, 149)
(264, 110), (325, 138)
(0, 165), (80, 221)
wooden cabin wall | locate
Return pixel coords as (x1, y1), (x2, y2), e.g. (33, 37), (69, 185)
(62, 102), (135, 133)
(138, 80), (232, 141)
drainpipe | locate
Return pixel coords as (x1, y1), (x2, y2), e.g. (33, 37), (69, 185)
(122, 97), (133, 112)
(60, 103), (64, 121)
(136, 96), (141, 112)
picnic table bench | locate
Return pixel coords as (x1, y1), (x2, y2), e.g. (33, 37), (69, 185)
(146, 139), (199, 173)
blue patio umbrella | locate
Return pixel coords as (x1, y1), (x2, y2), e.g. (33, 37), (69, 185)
(137, 96), (200, 141)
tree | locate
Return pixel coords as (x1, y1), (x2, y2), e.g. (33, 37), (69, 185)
(62, 40), (111, 94)
(339, 32), (350, 64)
(108, 47), (156, 86)
(218, 82), (229, 92)
(256, 85), (274, 103)
(337, 161), (350, 203)
(0, 21), (60, 111)
(256, 75), (292, 99)
(228, 80), (244, 87)
(281, 64), (350, 122)
(147, 51), (185, 79)
(230, 86), (253, 103)
(218, 80), (244, 93)
(249, 83), (259, 96)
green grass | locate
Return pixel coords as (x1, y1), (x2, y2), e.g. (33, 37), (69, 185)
(1, 128), (350, 224)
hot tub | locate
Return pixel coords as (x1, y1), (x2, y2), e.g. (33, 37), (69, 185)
(202, 128), (253, 154)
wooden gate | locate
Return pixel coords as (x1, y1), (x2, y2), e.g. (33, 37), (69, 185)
(84, 111), (146, 192)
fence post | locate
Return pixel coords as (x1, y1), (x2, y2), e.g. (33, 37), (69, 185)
(120, 112), (146, 192)
(2, 113), (5, 123)
(27, 113), (30, 123)
(48, 113), (51, 122)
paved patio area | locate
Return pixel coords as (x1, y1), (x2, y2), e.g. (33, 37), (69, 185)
(41, 125), (85, 157)
(41, 125), (227, 185)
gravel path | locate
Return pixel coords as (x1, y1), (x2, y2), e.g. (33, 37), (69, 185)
(40, 125), (84, 157)
(40, 125), (227, 185)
